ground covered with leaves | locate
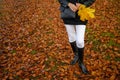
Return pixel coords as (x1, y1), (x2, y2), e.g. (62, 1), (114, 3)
(0, 0), (120, 80)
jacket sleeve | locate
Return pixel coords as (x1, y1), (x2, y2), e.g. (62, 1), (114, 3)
(58, 0), (69, 7)
(83, 0), (96, 7)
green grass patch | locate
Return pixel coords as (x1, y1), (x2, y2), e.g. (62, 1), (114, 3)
(26, 43), (32, 48)
(46, 28), (54, 34)
(30, 50), (37, 55)
(10, 50), (17, 54)
(91, 39), (101, 51)
(107, 39), (115, 46)
(92, 46), (99, 51)
(44, 56), (57, 69)
(106, 39), (120, 48)
(104, 54), (111, 60)
(50, 65), (58, 72)
(92, 39), (101, 45)
(86, 28), (92, 33)
(101, 16), (105, 21)
(86, 34), (95, 43)
(14, 75), (22, 80)
(48, 17), (53, 21)
(101, 32), (115, 38)
(47, 41), (54, 46)
(0, 12), (3, 17)
(114, 57), (120, 62)
(60, 61), (69, 66)
(46, 30), (54, 34)
(47, 56), (56, 62)
(94, 24), (100, 27)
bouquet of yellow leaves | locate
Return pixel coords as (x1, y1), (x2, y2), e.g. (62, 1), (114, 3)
(78, 4), (95, 21)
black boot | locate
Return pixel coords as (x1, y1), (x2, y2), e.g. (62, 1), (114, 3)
(78, 48), (89, 74)
(70, 41), (79, 65)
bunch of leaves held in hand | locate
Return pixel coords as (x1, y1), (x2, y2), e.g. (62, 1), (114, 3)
(78, 4), (95, 21)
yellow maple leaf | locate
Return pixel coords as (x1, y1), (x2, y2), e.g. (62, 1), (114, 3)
(78, 5), (95, 21)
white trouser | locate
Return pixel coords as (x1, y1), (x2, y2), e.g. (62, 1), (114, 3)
(65, 25), (86, 48)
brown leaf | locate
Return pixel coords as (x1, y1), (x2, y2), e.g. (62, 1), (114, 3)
(16, 70), (23, 75)
(110, 74), (116, 80)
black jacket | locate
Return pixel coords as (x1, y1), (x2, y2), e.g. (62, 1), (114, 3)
(58, 0), (96, 25)
(58, 0), (95, 7)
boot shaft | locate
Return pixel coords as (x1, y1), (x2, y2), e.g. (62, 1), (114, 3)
(70, 41), (78, 55)
(78, 48), (84, 63)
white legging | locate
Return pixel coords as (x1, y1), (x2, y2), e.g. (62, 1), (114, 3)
(65, 24), (86, 48)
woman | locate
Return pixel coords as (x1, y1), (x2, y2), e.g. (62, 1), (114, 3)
(58, 0), (95, 74)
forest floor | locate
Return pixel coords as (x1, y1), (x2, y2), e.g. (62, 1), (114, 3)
(0, 0), (120, 80)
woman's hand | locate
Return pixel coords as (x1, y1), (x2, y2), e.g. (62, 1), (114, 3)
(68, 3), (77, 12)
(76, 3), (81, 9)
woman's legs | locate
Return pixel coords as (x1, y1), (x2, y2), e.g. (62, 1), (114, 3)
(76, 25), (89, 74)
(65, 25), (79, 65)
(65, 24), (88, 74)
(65, 24), (86, 48)
(64, 25), (76, 43)
(76, 25), (86, 48)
